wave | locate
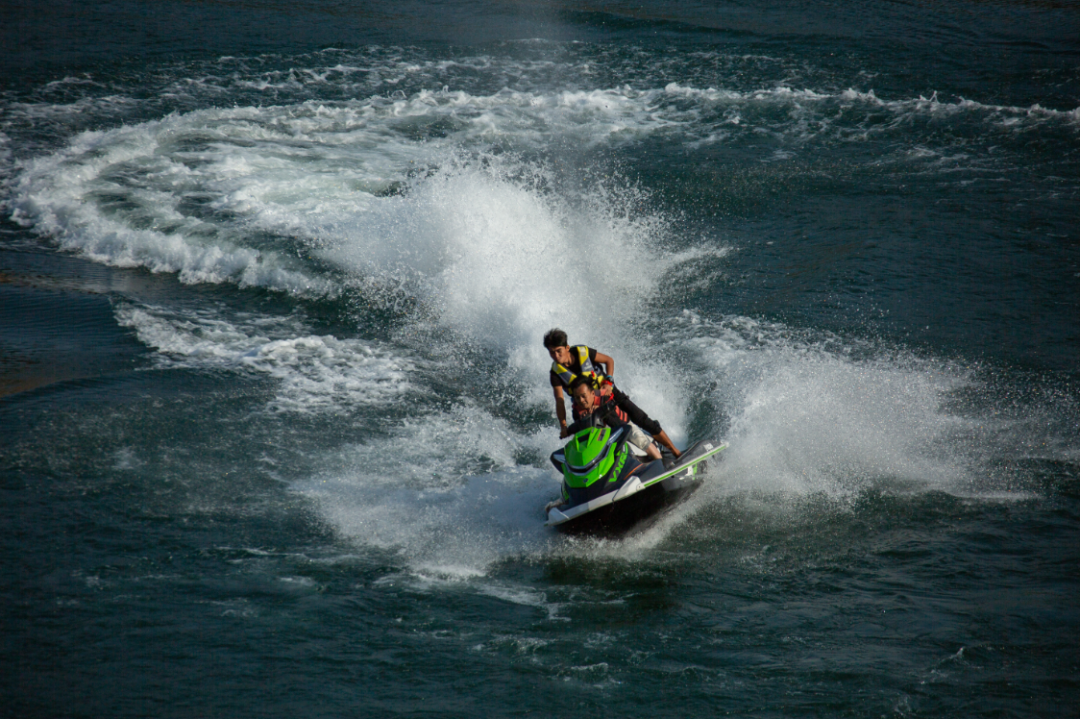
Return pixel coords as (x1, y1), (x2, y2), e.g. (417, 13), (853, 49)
(10, 72), (1072, 304)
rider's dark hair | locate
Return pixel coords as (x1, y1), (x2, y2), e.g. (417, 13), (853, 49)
(568, 376), (593, 392)
(543, 328), (568, 349)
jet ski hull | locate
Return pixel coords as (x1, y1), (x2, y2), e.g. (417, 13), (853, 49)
(546, 440), (726, 537)
(551, 465), (703, 536)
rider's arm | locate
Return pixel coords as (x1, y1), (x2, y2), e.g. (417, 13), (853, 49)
(594, 351), (614, 378)
(553, 385), (569, 436)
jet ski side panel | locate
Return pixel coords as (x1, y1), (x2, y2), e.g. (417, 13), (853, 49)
(634, 441), (727, 486)
(546, 440), (727, 536)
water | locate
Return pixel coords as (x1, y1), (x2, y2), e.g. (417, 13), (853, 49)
(2, 2), (1079, 716)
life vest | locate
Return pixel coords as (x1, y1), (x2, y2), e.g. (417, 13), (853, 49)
(596, 396), (628, 424)
(551, 345), (609, 391)
(611, 401), (628, 423)
(572, 392), (626, 426)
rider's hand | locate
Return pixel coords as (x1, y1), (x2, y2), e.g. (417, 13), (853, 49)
(560, 426), (570, 438)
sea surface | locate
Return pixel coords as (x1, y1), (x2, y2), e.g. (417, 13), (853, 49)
(3, 2), (1079, 717)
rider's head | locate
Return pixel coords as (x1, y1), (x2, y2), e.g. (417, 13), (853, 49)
(570, 376), (595, 412)
(543, 328), (571, 365)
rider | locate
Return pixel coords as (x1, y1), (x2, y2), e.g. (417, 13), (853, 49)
(543, 328), (681, 459)
(568, 376), (662, 461)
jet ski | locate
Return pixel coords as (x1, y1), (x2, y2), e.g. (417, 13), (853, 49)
(544, 413), (726, 536)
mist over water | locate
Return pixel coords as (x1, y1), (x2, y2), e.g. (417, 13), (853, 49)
(3, 5), (1079, 716)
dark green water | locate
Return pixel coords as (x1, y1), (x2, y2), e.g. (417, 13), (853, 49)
(2, 2), (1079, 717)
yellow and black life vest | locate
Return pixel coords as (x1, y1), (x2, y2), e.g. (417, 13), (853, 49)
(551, 345), (609, 390)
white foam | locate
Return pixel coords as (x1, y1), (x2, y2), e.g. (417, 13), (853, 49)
(10, 87), (683, 300)
(0, 132), (11, 183)
(116, 303), (416, 414)
(10, 118), (336, 295)
(11, 71), (1072, 302)
(667, 311), (984, 502)
(294, 407), (560, 575)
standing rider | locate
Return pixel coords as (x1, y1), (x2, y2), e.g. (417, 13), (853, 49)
(543, 328), (681, 459)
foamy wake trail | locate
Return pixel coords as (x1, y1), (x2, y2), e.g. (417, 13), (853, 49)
(12, 74), (1063, 303)
(115, 303), (419, 415)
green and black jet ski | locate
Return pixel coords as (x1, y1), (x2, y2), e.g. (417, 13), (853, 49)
(545, 413), (726, 536)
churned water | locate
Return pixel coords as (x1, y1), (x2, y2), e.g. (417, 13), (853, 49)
(2, 2), (1078, 717)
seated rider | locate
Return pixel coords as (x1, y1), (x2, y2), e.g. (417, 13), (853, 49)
(568, 376), (662, 461)
(544, 377), (659, 515)
(543, 327), (681, 459)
